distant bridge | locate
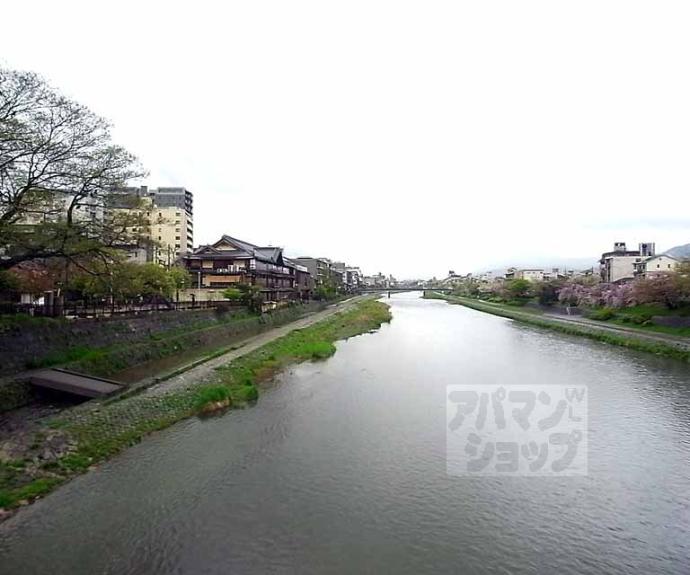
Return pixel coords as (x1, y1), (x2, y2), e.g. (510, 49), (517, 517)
(356, 287), (451, 297)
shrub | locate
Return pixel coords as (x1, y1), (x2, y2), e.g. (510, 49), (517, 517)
(192, 384), (231, 409)
(588, 307), (616, 321)
(620, 313), (652, 325)
(232, 384), (258, 402)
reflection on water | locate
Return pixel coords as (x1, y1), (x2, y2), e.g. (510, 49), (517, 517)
(1, 293), (689, 574)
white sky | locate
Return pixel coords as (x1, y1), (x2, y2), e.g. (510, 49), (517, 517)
(2, 1), (689, 278)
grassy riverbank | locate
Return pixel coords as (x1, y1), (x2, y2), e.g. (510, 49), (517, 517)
(425, 292), (690, 362)
(0, 299), (391, 514)
(0, 303), (331, 414)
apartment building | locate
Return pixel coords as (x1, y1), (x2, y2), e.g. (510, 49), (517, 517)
(285, 258), (315, 300)
(149, 187), (194, 266)
(634, 254), (681, 278)
(515, 269), (545, 282)
(294, 257), (331, 285)
(105, 188), (154, 263)
(330, 261), (347, 288)
(600, 242), (654, 283)
(345, 267), (362, 290)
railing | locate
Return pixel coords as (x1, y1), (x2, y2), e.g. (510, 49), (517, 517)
(0, 299), (243, 318)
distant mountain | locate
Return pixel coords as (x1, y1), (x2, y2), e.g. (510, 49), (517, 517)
(665, 243), (690, 259)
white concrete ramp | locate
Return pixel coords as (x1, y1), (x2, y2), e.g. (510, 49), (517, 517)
(29, 368), (124, 398)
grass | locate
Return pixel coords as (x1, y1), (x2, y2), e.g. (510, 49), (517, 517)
(0, 298), (391, 512)
(582, 303), (690, 337)
(0, 314), (63, 333)
(193, 384), (232, 410)
(212, 299), (391, 397)
(426, 292), (690, 363)
(0, 478), (63, 508)
(11, 303), (326, 378)
(26, 345), (107, 369)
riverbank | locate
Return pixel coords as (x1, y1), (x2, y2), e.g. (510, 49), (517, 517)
(425, 292), (690, 362)
(0, 298), (391, 518)
(0, 301), (339, 414)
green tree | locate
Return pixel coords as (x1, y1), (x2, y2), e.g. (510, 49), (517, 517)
(314, 278), (338, 301)
(138, 264), (176, 298)
(223, 287), (243, 301)
(505, 279), (532, 300)
(223, 283), (263, 312)
(168, 266), (191, 291)
(535, 280), (563, 306)
(0, 269), (19, 295)
(238, 283), (264, 312)
(68, 262), (188, 301)
(674, 262), (690, 305)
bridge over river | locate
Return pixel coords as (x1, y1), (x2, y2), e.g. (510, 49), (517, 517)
(356, 287), (452, 297)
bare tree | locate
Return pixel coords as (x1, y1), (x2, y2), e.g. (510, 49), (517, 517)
(0, 67), (147, 270)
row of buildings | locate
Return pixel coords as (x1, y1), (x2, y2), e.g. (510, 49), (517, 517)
(106, 187), (370, 302)
(10, 183), (392, 303)
(442, 266), (593, 287)
(16, 185), (195, 269)
(598, 242), (683, 283)
(446, 240), (686, 288)
(183, 235), (365, 302)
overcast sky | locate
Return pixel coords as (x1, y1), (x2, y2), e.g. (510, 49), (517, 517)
(2, 1), (689, 278)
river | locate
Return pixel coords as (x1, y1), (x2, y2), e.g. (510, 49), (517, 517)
(1, 293), (689, 574)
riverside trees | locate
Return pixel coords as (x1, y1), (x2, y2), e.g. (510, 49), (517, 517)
(0, 66), (146, 272)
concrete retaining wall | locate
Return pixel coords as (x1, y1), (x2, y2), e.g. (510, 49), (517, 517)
(0, 306), (245, 376)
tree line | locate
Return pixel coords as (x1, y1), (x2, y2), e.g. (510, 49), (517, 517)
(450, 266), (690, 311)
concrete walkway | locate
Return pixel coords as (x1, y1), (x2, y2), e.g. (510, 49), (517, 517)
(442, 296), (690, 352)
(539, 312), (690, 351)
(144, 296), (366, 397)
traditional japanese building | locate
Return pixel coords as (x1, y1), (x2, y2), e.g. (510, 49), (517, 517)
(182, 235), (296, 301)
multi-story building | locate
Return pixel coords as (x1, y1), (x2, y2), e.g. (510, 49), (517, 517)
(105, 187), (154, 263)
(345, 267), (362, 290)
(515, 269), (545, 282)
(600, 242), (654, 283)
(330, 261), (347, 289)
(442, 271), (469, 287)
(106, 186), (194, 266)
(634, 254), (682, 278)
(16, 191), (105, 227)
(182, 235), (296, 301)
(363, 272), (389, 287)
(294, 257), (331, 285)
(285, 258), (315, 300)
(148, 187), (194, 266)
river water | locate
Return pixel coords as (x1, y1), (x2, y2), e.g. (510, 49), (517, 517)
(1, 293), (689, 574)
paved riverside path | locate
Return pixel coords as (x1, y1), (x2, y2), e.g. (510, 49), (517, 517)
(441, 296), (690, 352)
(538, 311), (690, 350)
(143, 296), (367, 397)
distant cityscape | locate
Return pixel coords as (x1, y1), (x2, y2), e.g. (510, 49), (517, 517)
(9, 176), (690, 307)
(441, 240), (689, 289)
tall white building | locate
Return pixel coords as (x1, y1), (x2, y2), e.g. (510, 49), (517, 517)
(149, 188), (194, 266)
